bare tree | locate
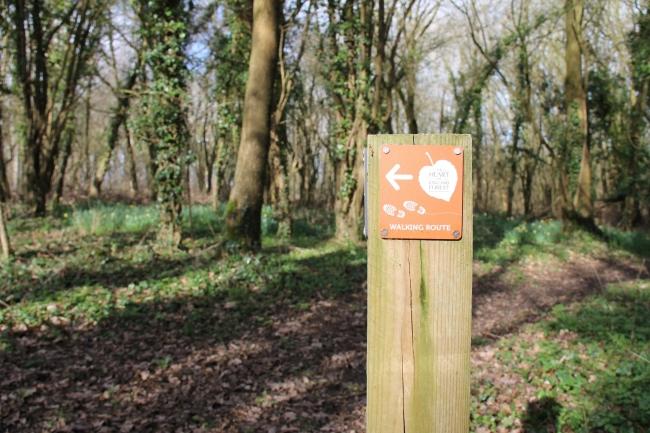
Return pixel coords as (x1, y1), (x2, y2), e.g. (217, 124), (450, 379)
(8, 0), (106, 215)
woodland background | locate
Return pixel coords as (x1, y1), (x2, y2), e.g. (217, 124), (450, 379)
(0, 0), (648, 248)
(0, 1), (649, 432)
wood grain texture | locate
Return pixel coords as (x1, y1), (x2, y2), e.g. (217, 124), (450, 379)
(367, 134), (472, 433)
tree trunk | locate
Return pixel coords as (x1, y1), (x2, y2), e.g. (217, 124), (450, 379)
(327, 0), (373, 241)
(521, 169), (534, 216)
(334, 121), (366, 240)
(405, 74), (418, 134)
(0, 103), (10, 202)
(226, 0), (280, 249)
(145, 142), (158, 202)
(552, 165), (570, 220)
(623, 6), (649, 228)
(54, 127), (74, 205)
(268, 127), (291, 239)
(194, 110), (211, 194)
(212, 136), (226, 210)
(507, 116), (521, 217)
(139, 0), (190, 248)
(0, 202), (10, 260)
(124, 123), (139, 197)
(472, 100), (483, 212)
(90, 62), (139, 198)
(268, 21), (294, 240)
(566, 0), (592, 220)
(10, 0), (104, 216)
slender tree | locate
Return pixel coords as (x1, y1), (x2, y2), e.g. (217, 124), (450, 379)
(207, 1), (251, 206)
(322, 0), (374, 241)
(0, 19), (10, 203)
(566, 0), (592, 221)
(226, 0), (280, 249)
(0, 48), (9, 260)
(623, 2), (650, 226)
(0, 199), (9, 260)
(268, 0), (313, 239)
(89, 55), (141, 198)
(0, 8), (12, 260)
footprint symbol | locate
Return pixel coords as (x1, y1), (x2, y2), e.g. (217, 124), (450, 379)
(383, 204), (397, 216)
(403, 200), (418, 212)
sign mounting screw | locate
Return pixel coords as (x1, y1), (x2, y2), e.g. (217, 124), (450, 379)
(380, 228), (389, 238)
(453, 230), (460, 239)
(453, 147), (462, 155)
(383, 146), (390, 154)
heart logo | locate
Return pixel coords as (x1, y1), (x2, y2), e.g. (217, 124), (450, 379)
(418, 153), (458, 202)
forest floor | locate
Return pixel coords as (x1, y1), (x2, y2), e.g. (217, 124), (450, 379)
(0, 204), (649, 433)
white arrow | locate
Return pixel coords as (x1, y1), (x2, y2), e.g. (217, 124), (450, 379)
(385, 163), (413, 191)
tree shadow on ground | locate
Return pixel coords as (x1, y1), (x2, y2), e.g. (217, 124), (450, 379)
(2, 232), (222, 305)
(0, 248), (368, 432)
(542, 286), (650, 432)
(473, 213), (521, 252)
(522, 397), (561, 433)
(472, 253), (647, 338)
(2, 212), (648, 432)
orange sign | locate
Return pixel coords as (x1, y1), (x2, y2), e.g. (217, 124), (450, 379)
(379, 144), (464, 240)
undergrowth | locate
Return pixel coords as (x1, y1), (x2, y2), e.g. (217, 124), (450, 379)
(474, 280), (650, 433)
(1, 204), (648, 431)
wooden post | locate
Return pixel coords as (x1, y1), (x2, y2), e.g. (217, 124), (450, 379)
(367, 134), (472, 433)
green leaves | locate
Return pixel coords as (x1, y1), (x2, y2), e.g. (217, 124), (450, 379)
(134, 0), (191, 246)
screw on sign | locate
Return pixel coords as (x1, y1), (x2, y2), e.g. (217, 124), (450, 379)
(379, 144), (464, 240)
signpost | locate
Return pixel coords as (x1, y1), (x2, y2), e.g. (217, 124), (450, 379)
(367, 134), (472, 433)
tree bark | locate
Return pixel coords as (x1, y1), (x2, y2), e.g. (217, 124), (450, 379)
(145, 141), (158, 202)
(212, 136), (226, 209)
(0, 202), (10, 260)
(268, 120), (291, 239)
(90, 61), (140, 198)
(472, 100), (483, 212)
(226, 0), (280, 249)
(325, 0), (374, 241)
(506, 115), (521, 217)
(334, 123), (366, 240)
(124, 123), (139, 197)
(0, 101), (9, 202)
(566, 0), (592, 220)
(622, 5), (649, 228)
(138, 0), (190, 248)
(54, 127), (74, 205)
(10, 0), (104, 216)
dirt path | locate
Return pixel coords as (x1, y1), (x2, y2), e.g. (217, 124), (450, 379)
(472, 253), (647, 338)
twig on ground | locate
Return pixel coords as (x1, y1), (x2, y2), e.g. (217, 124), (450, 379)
(628, 350), (650, 364)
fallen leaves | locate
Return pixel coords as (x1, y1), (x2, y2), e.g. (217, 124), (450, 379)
(2, 215), (648, 432)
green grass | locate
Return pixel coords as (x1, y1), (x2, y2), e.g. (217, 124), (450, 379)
(1, 206), (646, 334)
(473, 279), (650, 433)
(473, 214), (650, 266)
(604, 227), (650, 258)
(69, 203), (224, 236)
(1, 204), (649, 431)
(0, 203), (364, 338)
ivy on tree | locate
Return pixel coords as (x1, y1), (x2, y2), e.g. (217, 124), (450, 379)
(135, 0), (191, 247)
